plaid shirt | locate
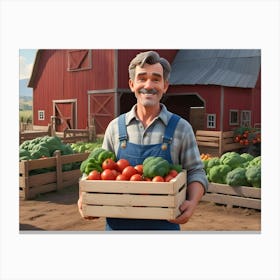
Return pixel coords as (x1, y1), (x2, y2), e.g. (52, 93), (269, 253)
(102, 104), (208, 192)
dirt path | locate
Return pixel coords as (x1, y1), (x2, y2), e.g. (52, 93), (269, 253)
(19, 185), (261, 231)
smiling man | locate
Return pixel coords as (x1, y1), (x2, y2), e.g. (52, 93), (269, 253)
(78, 50), (208, 230)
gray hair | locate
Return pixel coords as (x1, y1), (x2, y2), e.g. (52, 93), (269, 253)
(128, 51), (171, 81)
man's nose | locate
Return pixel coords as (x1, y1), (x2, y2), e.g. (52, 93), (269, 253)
(144, 79), (153, 89)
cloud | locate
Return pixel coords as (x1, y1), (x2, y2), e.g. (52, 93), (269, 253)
(19, 55), (33, 80)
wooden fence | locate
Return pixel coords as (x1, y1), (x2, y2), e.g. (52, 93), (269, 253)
(196, 130), (242, 156)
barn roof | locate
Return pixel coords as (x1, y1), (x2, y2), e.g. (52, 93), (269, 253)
(169, 49), (261, 88)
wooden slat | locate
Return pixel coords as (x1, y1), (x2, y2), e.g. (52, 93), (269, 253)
(28, 172), (57, 187)
(60, 153), (89, 164)
(27, 183), (58, 199)
(196, 136), (219, 142)
(21, 157), (57, 170)
(201, 193), (261, 210)
(196, 141), (219, 148)
(82, 205), (178, 220)
(208, 183), (261, 198)
(196, 130), (222, 137)
(83, 193), (177, 207)
(83, 185), (185, 208)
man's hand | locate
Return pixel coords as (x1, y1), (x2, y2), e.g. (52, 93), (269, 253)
(169, 199), (197, 224)
(77, 195), (99, 220)
(169, 181), (205, 225)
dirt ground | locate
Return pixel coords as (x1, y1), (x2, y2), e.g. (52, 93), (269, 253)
(19, 185), (261, 232)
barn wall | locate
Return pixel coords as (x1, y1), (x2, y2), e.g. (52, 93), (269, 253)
(33, 50), (116, 129)
(168, 82), (261, 132)
(168, 85), (222, 130)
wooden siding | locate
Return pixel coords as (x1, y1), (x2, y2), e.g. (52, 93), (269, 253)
(32, 50), (116, 131)
(167, 83), (261, 131)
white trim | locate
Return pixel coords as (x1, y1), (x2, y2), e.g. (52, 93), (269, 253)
(207, 114), (216, 128)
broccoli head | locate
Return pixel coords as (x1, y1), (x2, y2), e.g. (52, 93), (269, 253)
(208, 164), (231, 184)
(225, 167), (250, 186)
(245, 166), (261, 188)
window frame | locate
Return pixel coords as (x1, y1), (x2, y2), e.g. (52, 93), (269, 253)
(229, 109), (239, 125)
(207, 114), (216, 128)
(38, 110), (45, 121)
(240, 110), (252, 127)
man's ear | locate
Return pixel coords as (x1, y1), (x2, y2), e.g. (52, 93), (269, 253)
(129, 79), (135, 92)
(163, 80), (169, 93)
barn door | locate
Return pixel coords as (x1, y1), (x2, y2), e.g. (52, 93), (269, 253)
(189, 107), (205, 133)
(53, 100), (77, 132)
(89, 93), (114, 134)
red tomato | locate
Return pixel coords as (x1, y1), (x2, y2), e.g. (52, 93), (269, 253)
(122, 166), (138, 180)
(87, 170), (101, 180)
(111, 169), (120, 178)
(101, 169), (116, 180)
(102, 158), (117, 170)
(164, 174), (174, 182)
(116, 159), (130, 172)
(134, 164), (143, 175)
(168, 170), (178, 178)
(144, 177), (152, 181)
(130, 174), (143, 181)
(116, 174), (129, 181)
(152, 176), (165, 182)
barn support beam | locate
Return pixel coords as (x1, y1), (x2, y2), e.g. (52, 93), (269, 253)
(220, 86), (224, 131)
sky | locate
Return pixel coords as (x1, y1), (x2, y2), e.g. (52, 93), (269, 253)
(19, 49), (37, 80)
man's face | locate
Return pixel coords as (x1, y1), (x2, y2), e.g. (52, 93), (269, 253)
(129, 63), (169, 107)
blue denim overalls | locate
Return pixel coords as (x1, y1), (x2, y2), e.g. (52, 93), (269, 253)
(106, 113), (181, 230)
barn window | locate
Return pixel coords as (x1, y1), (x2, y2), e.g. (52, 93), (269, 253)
(67, 50), (92, 71)
(207, 114), (216, 128)
(38, 110), (45, 121)
(241, 110), (251, 127)
(229, 110), (239, 125)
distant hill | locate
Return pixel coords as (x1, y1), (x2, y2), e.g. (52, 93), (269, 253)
(19, 79), (32, 97)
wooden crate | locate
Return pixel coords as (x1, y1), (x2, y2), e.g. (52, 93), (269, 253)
(201, 183), (261, 210)
(62, 129), (89, 143)
(80, 171), (187, 220)
(19, 151), (89, 200)
(196, 130), (242, 156)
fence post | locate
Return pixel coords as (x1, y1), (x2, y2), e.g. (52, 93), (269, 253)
(55, 150), (63, 190)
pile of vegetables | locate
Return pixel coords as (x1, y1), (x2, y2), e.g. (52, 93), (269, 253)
(19, 136), (80, 174)
(81, 148), (183, 182)
(20, 136), (76, 160)
(203, 151), (261, 188)
(233, 127), (261, 146)
(70, 141), (102, 153)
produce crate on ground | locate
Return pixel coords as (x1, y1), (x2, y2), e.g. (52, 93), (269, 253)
(196, 130), (242, 157)
(19, 151), (89, 200)
(80, 170), (187, 220)
(201, 183), (261, 210)
(62, 129), (90, 143)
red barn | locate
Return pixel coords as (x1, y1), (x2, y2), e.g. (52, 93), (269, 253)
(28, 49), (261, 134)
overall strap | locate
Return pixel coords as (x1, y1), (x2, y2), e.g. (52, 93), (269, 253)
(118, 113), (128, 148)
(162, 114), (181, 149)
